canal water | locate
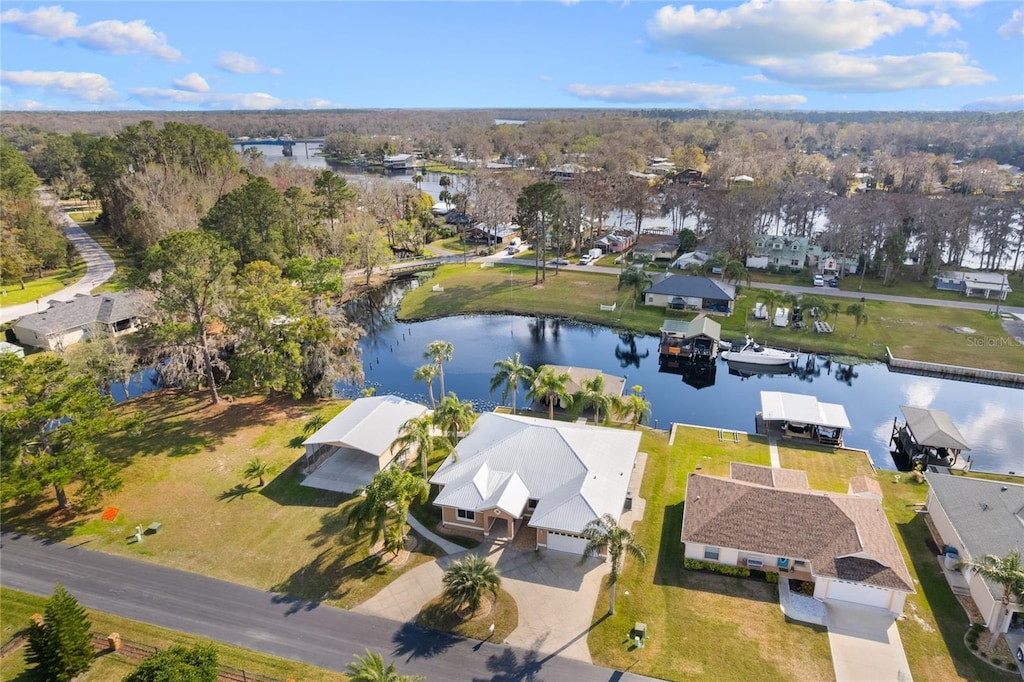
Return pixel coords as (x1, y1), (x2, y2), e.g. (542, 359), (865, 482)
(344, 281), (1024, 475)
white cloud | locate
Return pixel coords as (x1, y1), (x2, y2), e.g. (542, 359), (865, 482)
(647, 0), (928, 63)
(538, 75), (553, 81)
(742, 74), (771, 82)
(998, 9), (1024, 38)
(215, 51), (281, 75)
(564, 79), (734, 103)
(961, 94), (1024, 111)
(0, 98), (57, 111)
(131, 86), (283, 109)
(172, 72), (209, 93)
(0, 5), (181, 61)
(927, 11), (959, 34)
(1, 70), (118, 102)
(760, 52), (994, 91)
(902, 0), (990, 8)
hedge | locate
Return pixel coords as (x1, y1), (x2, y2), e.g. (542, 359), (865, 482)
(683, 558), (751, 577)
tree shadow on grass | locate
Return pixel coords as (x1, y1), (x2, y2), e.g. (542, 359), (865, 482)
(259, 459), (349, 508)
(391, 621), (462, 662)
(217, 483), (258, 502)
(0, 500), (91, 543)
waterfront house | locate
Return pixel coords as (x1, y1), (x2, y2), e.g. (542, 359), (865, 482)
(806, 244), (859, 276)
(933, 271), (1011, 300)
(746, 236), (809, 271)
(682, 464), (915, 616)
(301, 395), (428, 494)
(12, 290), (150, 351)
(430, 412), (640, 553)
(657, 315), (722, 362)
(925, 472), (1024, 635)
(383, 153), (416, 171)
(642, 275), (735, 314)
(671, 249), (713, 271)
(466, 223), (516, 244)
(595, 229), (635, 254)
(536, 365), (626, 413)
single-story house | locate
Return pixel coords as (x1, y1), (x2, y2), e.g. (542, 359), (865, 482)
(466, 223), (516, 244)
(536, 365), (626, 412)
(925, 472), (1024, 635)
(933, 271), (1011, 300)
(383, 153), (416, 171)
(671, 249), (713, 271)
(595, 230), (635, 254)
(11, 290), (150, 351)
(301, 395), (428, 494)
(682, 464), (915, 616)
(643, 275), (735, 314)
(0, 341), (25, 358)
(631, 235), (678, 263)
(430, 412), (641, 553)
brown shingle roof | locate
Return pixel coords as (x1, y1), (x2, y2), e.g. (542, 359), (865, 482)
(848, 475), (883, 499)
(681, 472), (914, 592)
(731, 463), (808, 490)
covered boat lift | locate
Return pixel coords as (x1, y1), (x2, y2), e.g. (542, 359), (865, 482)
(657, 314), (722, 364)
(890, 406), (971, 470)
(758, 391), (851, 446)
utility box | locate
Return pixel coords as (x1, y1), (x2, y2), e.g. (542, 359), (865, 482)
(632, 622), (647, 643)
(107, 633), (122, 651)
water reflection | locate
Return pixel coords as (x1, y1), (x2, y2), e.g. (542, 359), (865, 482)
(614, 333), (650, 369)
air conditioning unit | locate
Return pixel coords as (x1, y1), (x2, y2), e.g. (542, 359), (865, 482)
(747, 557), (764, 569)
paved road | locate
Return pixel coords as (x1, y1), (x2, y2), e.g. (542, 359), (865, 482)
(0, 532), (657, 682)
(0, 194), (115, 324)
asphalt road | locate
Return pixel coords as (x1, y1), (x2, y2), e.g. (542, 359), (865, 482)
(0, 532), (658, 682)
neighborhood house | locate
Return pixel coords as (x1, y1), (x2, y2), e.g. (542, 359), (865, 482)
(11, 290), (150, 351)
(430, 412), (641, 554)
(933, 271), (1012, 300)
(642, 274), (735, 314)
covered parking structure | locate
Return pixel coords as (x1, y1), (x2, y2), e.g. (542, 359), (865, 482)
(890, 405), (971, 469)
(759, 391), (851, 446)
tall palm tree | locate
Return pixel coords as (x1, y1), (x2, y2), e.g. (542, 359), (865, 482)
(345, 650), (424, 682)
(351, 466), (428, 546)
(411, 173), (423, 192)
(392, 415), (435, 480)
(443, 554), (501, 615)
(489, 353), (535, 414)
(424, 340), (454, 396)
(580, 513), (647, 616)
(956, 549), (1024, 648)
(614, 385), (651, 430)
(242, 457), (272, 487)
(617, 266), (652, 310)
(722, 259), (751, 287)
(433, 392), (475, 447)
(526, 367), (573, 420)
(572, 374), (615, 425)
(412, 363), (439, 410)
(756, 289), (781, 323)
(827, 301), (841, 329)
(845, 302), (869, 338)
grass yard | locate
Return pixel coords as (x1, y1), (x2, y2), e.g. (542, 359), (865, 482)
(78, 222), (131, 293)
(0, 588), (347, 682)
(415, 589), (518, 642)
(0, 392), (440, 610)
(0, 262), (87, 307)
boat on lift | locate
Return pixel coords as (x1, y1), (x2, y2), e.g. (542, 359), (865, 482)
(720, 335), (798, 366)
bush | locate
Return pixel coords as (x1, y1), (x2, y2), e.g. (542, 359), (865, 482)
(1009, 662), (1018, 671)
(683, 558), (751, 577)
(124, 644), (218, 682)
(764, 571), (780, 584)
(969, 643), (978, 651)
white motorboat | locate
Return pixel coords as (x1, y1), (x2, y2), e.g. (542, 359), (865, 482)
(721, 335), (798, 366)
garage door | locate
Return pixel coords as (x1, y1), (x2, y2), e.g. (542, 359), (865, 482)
(546, 531), (589, 555)
(826, 580), (892, 609)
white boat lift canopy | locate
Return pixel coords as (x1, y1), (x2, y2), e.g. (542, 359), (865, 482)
(899, 406), (971, 451)
(760, 391), (851, 429)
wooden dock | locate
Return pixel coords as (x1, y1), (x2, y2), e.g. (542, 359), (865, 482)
(885, 347), (1024, 388)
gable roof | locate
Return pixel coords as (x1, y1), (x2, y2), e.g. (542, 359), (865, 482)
(303, 395), (428, 456)
(660, 315), (722, 342)
(926, 472), (1024, 604)
(761, 391), (851, 429)
(13, 290), (150, 336)
(431, 412), (640, 535)
(643, 275), (735, 302)
(682, 471), (914, 592)
(900, 406), (971, 450)
(540, 365), (626, 398)
(730, 463), (808, 490)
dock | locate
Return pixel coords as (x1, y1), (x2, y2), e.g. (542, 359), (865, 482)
(886, 347), (1024, 388)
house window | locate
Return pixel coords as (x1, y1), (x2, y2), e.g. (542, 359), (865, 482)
(704, 546), (720, 561)
(792, 244), (800, 251)
(527, 498), (539, 509)
(791, 259), (800, 266)
(456, 509), (476, 521)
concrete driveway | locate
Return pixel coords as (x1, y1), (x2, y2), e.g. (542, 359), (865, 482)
(355, 542), (608, 663)
(826, 602), (913, 681)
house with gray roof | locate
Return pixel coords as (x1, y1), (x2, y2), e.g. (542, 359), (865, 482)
(430, 412), (641, 554)
(926, 472), (1024, 634)
(11, 290), (150, 351)
(682, 465), (915, 615)
(643, 274), (735, 314)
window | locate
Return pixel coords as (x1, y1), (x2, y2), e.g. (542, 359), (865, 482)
(704, 546), (720, 561)
(456, 509), (476, 521)
(791, 259), (800, 266)
(527, 498), (539, 510)
(792, 244), (800, 251)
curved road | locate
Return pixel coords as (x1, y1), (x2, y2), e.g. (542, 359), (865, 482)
(0, 533), (656, 682)
(0, 194), (115, 325)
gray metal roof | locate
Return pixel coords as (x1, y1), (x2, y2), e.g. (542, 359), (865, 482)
(303, 395), (427, 456)
(927, 473), (1024, 604)
(643, 275), (735, 301)
(12, 290), (149, 336)
(900, 406), (971, 450)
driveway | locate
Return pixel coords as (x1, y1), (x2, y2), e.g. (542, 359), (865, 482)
(826, 602), (913, 681)
(355, 542), (608, 663)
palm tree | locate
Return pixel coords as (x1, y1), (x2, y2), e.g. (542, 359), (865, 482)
(756, 289), (781, 323)
(351, 466), (428, 546)
(956, 549), (1024, 648)
(302, 414), (326, 437)
(722, 259), (751, 287)
(390, 466), (430, 547)
(345, 650), (424, 682)
(392, 415), (435, 480)
(526, 366), (573, 420)
(443, 554), (501, 615)
(242, 457), (272, 487)
(489, 353), (535, 414)
(617, 266), (652, 310)
(411, 173), (423, 192)
(845, 302), (869, 338)
(827, 301), (841, 329)
(433, 392), (475, 447)
(614, 385), (651, 430)
(412, 364), (439, 410)
(572, 374), (615, 425)
(424, 340), (454, 396)
(580, 513), (647, 616)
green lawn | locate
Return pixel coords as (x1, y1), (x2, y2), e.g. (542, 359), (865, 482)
(78, 222), (132, 293)
(1, 392), (441, 610)
(0, 263), (87, 307)
(0, 588), (346, 681)
(416, 589), (518, 642)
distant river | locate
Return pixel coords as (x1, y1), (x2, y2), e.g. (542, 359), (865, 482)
(342, 280), (1024, 475)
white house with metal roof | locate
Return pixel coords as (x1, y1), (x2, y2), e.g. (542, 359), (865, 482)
(11, 290), (150, 351)
(925, 472), (1024, 635)
(430, 412), (641, 554)
(301, 395), (428, 494)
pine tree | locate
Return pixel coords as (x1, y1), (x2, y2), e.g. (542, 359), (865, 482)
(25, 583), (94, 681)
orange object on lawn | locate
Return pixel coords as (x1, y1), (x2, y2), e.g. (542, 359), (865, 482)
(101, 507), (119, 521)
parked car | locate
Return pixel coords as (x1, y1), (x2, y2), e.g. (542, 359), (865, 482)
(1016, 643), (1023, 662)
(578, 255), (593, 265)
(550, 258), (569, 266)
(813, 274), (825, 287)
(828, 277), (840, 288)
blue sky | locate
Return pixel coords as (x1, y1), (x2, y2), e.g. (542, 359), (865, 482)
(1, 1), (1021, 112)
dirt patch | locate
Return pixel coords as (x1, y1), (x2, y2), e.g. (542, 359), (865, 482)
(370, 532), (421, 569)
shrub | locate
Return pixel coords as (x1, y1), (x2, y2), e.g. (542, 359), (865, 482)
(1009, 662), (1018, 671)
(910, 470), (925, 484)
(683, 558), (751, 577)
(992, 658), (1001, 666)
(969, 643), (978, 651)
(764, 571), (780, 584)
(124, 645), (218, 682)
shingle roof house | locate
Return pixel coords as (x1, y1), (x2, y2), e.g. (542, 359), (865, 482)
(643, 275), (735, 313)
(12, 290), (150, 351)
(430, 412), (641, 554)
(682, 464), (914, 614)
